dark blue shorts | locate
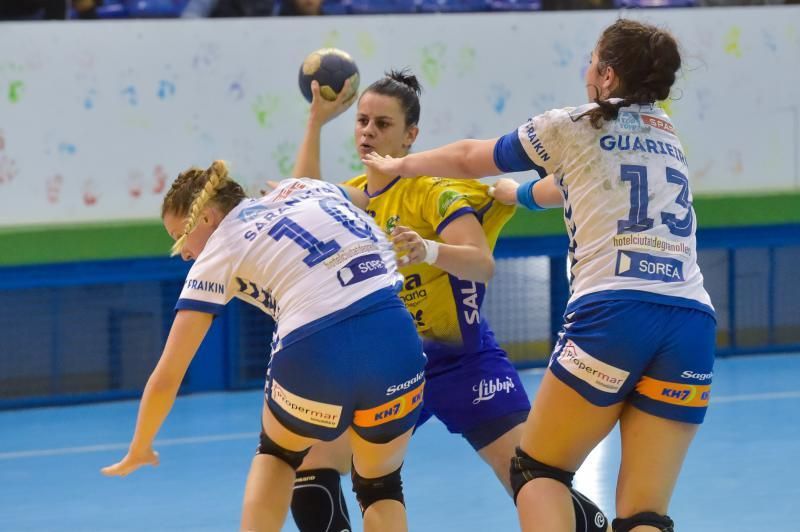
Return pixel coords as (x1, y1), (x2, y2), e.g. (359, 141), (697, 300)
(417, 328), (531, 450)
(265, 297), (426, 444)
(549, 299), (716, 424)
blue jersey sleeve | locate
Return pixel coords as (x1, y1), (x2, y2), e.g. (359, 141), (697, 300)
(493, 130), (548, 178)
(175, 298), (225, 315)
(494, 108), (572, 178)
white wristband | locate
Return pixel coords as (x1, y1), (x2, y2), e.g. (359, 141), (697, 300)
(421, 239), (440, 265)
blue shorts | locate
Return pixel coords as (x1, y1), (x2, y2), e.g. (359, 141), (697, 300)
(265, 297), (426, 444)
(417, 327), (531, 450)
(549, 299), (716, 424)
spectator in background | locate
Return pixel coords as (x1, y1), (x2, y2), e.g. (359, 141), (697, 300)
(181, 0), (325, 17)
(73, 0), (97, 18)
(698, 0), (788, 5)
(0, 0), (67, 20)
(181, 0), (275, 17)
(540, 0), (613, 10)
(278, 0), (322, 15)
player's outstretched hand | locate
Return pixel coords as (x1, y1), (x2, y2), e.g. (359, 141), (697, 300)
(101, 447), (159, 477)
(362, 152), (407, 177)
(392, 226), (427, 267)
(488, 177), (520, 206)
(309, 78), (357, 126)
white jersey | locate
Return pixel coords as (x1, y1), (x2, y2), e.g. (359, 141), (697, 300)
(175, 178), (403, 349)
(496, 102), (713, 315)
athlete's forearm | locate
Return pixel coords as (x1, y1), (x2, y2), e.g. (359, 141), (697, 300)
(532, 175), (563, 208)
(432, 243), (495, 283)
(128, 311), (211, 453)
(400, 139), (501, 180)
(292, 119), (325, 180)
(129, 373), (180, 453)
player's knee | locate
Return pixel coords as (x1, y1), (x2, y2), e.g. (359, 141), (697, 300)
(612, 512), (674, 532)
(256, 428), (310, 470)
(509, 446), (575, 504)
(351, 464), (404, 514)
(291, 468), (351, 532)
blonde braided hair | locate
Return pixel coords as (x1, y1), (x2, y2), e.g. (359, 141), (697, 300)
(162, 160), (244, 256)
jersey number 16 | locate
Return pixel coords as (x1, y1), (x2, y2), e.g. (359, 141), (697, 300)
(268, 198), (377, 267)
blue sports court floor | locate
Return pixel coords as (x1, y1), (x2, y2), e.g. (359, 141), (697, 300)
(2, 353), (799, 531)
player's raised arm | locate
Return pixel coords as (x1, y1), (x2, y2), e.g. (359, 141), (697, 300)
(292, 78), (356, 180)
(362, 138), (501, 180)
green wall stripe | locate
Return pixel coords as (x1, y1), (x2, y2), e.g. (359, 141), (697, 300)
(1, 193), (798, 266)
(501, 192), (800, 237)
(0, 221), (173, 266)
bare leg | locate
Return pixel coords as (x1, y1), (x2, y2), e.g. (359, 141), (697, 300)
(298, 431), (353, 473)
(616, 404), (698, 532)
(477, 421), (525, 496)
(240, 404), (318, 532)
(350, 428), (414, 532)
(516, 371), (623, 532)
(241, 454), (295, 532)
(479, 418), (611, 531)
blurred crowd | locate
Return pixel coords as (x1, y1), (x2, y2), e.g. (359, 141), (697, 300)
(0, 0), (319, 19)
(0, 0), (796, 21)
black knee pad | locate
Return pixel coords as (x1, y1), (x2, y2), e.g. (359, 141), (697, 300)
(613, 512), (674, 532)
(510, 446), (575, 504)
(571, 488), (609, 532)
(291, 468), (352, 532)
(256, 428), (309, 470)
(351, 464), (404, 514)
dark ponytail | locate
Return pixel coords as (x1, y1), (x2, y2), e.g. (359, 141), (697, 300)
(361, 68), (423, 127)
(583, 19), (681, 128)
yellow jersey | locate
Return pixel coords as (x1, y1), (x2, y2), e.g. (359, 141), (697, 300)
(343, 175), (516, 358)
